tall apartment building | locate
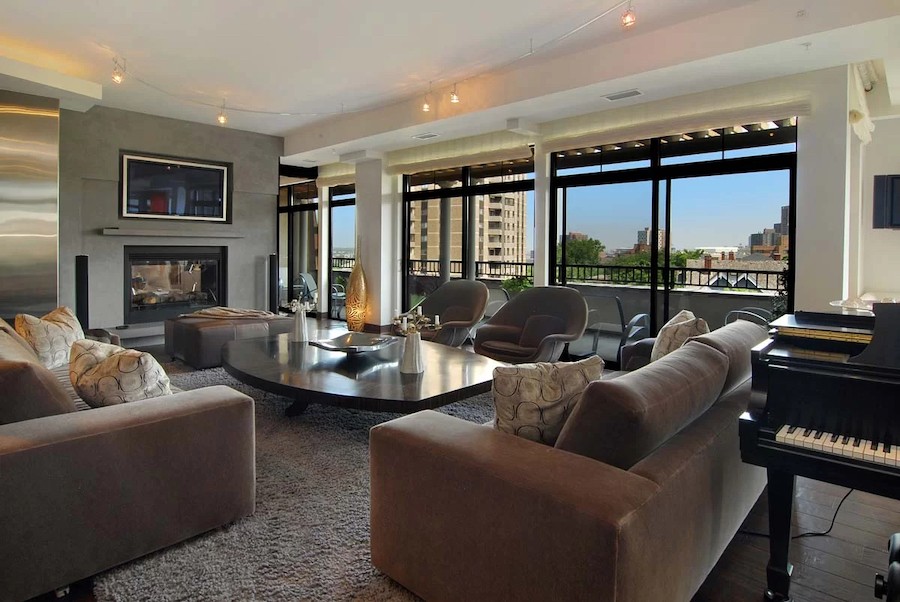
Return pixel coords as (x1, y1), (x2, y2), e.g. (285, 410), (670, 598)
(636, 227), (667, 250)
(408, 188), (528, 264)
(749, 205), (790, 257)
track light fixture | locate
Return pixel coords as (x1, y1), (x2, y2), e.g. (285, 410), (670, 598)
(450, 84), (460, 104)
(217, 101), (228, 125)
(111, 57), (126, 84)
(423, 81), (433, 112)
(621, 2), (636, 28)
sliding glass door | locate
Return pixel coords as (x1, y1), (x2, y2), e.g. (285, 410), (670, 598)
(277, 182), (319, 307)
(329, 185), (355, 320)
(552, 118), (797, 333)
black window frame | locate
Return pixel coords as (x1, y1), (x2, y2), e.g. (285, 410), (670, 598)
(550, 124), (797, 332)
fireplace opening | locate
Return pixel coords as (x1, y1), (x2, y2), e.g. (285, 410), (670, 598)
(124, 245), (227, 324)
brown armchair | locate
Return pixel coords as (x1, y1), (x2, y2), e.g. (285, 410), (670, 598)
(417, 280), (489, 347)
(473, 286), (588, 363)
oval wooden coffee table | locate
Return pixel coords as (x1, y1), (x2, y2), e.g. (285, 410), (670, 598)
(221, 328), (506, 416)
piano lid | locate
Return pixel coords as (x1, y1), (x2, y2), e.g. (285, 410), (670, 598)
(849, 303), (900, 369)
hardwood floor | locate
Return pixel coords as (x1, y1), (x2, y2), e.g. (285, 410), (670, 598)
(694, 477), (896, 602)
(29, 477), (896, 602)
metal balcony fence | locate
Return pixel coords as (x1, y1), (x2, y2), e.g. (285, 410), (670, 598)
(332, 258), (785, 293)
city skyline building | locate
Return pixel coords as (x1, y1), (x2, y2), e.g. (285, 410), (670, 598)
(637, 227), (667, 250)
(749, 204), (790, 258)
(408, 184), (527, 265)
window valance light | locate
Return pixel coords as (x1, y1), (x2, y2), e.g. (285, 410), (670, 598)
(385, 131), (533, 176)
(541, 98), (811, 155)
(315, 162), (355, 188)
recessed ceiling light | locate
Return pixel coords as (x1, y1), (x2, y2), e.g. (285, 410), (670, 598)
(412, 132), (440, 140)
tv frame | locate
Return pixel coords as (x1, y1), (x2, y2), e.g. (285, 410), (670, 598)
(119, 152), (232, 223)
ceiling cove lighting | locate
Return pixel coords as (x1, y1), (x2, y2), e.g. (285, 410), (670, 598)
(111, 57), (126, 84)
(621, 2), (636, 28)
(449, 84), (460, 104)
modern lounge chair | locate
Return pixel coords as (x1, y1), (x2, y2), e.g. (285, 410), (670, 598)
(473, 286), (588, 363)
(416, 280), (489, 347)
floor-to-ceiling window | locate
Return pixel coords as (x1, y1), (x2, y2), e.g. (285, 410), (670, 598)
(329, 184), (355, 320)
(552, 118), (797, 331)
(402, 157), (535, 309)
(277, 181), (319, 307)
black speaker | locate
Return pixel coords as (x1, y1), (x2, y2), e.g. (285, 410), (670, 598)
(268, 253), (278, 313)
(75, 255), (89, 328)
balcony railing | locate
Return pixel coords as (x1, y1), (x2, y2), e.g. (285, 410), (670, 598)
(554, 264), (784, 293)
(332, 257), (356, 271)
(334, 258), (785, 293)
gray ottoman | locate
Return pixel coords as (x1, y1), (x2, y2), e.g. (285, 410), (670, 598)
(165, 316), (293, 369)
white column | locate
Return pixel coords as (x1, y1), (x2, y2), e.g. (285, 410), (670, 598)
(533, 141), (551, 286)
(794, 66), (852, 311)
(846, 138), (863, 299)
(355, 158), (400, 328)
(317, 185), (330, 315)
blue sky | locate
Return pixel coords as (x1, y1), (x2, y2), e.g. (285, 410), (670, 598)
(561, 170), (790, 251)
(331, 165), (791, 254)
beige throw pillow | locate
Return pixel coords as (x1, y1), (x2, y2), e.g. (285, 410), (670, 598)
(70, 339), (172, 408)
(492, 355), (603, 445)
(650, 309), (709, 362)
(15, 306), (85, 369)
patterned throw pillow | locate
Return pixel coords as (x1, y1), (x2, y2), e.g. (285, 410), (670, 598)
(492, 355), (603, 445)
(650, 309), (710, 362)
(69, 339), (172, 408)
(15, 307), (85, 369)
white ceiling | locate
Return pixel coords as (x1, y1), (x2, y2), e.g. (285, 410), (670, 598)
(0, 0), (751, 135)
(1, 0), (898, 162)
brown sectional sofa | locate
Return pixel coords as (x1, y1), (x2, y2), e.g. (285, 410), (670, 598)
(0, 320), (256, 602)
(369, 320), (768, 602)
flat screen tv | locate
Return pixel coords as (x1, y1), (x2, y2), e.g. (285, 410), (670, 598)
(121, 153), (231, 222)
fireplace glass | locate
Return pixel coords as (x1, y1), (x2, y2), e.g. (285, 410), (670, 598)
(125, 246), (225, 323)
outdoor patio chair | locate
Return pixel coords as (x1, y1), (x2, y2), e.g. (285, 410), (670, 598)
(725, 306), (773, 326)
(474, 286), (587, 363)
(331, 283), (346, 319)
(298, 272), (318, 304)
(567, 294), (651, 368)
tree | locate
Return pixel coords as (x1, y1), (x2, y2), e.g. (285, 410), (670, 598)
(670, 249), (704, 268)
(609, 250), (652, 266)
(558, 237), (605, 266)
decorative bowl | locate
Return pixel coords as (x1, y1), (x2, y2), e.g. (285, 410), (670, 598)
(309, 332), (398, 354)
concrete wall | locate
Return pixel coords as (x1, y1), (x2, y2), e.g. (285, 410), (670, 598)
(58, 106), (282, 328)
(860, 116), (900, 295)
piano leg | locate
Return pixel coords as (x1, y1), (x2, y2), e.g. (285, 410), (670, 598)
(765, 468), (796, 601)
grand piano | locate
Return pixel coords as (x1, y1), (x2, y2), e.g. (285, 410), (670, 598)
(739, 304), (900, 601)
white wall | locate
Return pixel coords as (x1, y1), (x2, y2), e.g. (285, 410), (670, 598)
(860, 116), (900, 295)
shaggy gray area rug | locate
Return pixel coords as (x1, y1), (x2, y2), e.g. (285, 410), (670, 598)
(92, 368), (494, 602)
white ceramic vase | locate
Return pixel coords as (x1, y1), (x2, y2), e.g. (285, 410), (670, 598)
(293, 307), (308, 342)
(399, 331), (425, 374)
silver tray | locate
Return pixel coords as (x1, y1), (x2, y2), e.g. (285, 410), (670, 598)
(309, 332), (398, 354)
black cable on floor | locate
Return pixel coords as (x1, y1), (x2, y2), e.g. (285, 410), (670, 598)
(738, 488), (854, 540)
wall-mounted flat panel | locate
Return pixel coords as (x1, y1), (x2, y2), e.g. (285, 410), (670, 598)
(0, 90), (59, 319)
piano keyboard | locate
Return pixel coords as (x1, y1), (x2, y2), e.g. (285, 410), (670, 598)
(775, 425), (898, 466)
